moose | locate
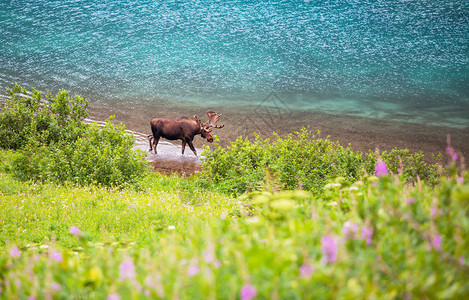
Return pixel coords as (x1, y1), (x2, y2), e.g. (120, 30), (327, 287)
(149, 111), (224, 157)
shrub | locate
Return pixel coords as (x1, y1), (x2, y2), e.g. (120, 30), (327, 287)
(0, 84), (148, 187)
(201, 128), (442, 195)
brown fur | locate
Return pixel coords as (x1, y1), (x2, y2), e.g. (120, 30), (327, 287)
(149, 113), (221, 157)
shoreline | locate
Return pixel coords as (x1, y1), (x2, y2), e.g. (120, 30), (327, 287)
(89, 101), (469, 174)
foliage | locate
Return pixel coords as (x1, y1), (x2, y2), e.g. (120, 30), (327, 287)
(201, 128), (442, 195)
(0, 84), (148, 187)
(0, 162), (468, 299)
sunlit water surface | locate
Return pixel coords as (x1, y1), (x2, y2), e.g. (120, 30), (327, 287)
(1, 0), (468, 128)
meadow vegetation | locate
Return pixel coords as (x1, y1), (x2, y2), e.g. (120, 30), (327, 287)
(1, 86), (468, 299)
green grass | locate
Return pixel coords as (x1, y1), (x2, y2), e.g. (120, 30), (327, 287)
(1, 156), (468, 299)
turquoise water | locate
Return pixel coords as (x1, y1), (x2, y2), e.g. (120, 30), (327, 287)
(1, 0), (468, 127)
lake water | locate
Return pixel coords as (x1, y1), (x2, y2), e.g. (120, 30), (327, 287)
(1, 0), (468, 131)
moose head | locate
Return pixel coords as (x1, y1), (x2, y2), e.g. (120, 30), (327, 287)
(194, 111), (225, 143)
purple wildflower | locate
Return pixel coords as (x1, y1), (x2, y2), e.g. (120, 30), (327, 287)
(457, 177), (464, 184)
(446, 145), (458, 161)
(360, 226), (373, 245)
(299, 264), (314, 279)
(321, 236), (338, 264)
(69, 226), (83, 237)
(50, 251), (63, 263)
(213, 260), (222, 268)
(203, 249), (214, 263)
(459, 256), (464, 265)
(406, 198), (416, 205)
(375, 160), (389, 177)
(432, 234), (442, 251)
(240, 284), (257, 300)
(342, 221), (359, 240)
(27, 297), (36, 300)
(187, 265), (200, 277)
(10, 246), (21, 258)
(51, 282), (62, 291)
(107, 294), (121, 300)
(119, 258), (136, 281)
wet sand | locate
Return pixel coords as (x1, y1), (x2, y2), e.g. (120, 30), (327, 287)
(90, 101), (469, 176)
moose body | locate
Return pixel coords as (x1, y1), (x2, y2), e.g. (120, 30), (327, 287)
(149, 111), (223, 157)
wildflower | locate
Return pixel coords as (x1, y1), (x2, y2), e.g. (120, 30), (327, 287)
(51, 282), (62, 291)
(107, 293), (121, 300)
(27, 297), (36, 300)
(459, 256), (464, 265)
(213, 260), (222, 268)
(299, 264), (314, 279)
(446, 145), (458, 161)
(432, 234), (441, 251)
(457, 177), (464, 184)
(187, 265), (200, 277)
(321, 236), (338, 264)
(10, 246), (21, 258)
(69, 226), (83, 237)
(375, 160), (389, 177)
(203, 249), (214, 263)
(167, 225), (175, 230)
(360, 226), (373, 245)
(119, 257), (136, 281)
(342, 221), (359, 240)
(406, 198), (416, 205)
(49, 251), (63, 262)
(39, 245), (49, 250)
(240, 284), (257, 300)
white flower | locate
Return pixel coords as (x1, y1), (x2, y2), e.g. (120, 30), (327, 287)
(39, 245), (49, 249)
(167, 225), (176, 230)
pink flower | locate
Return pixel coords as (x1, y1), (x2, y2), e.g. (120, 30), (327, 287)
(459, 256), (464, 265)
(107, 294), (121, 300)
(240, 284), (257, 300)
(213, 260), (222, 268)
(457, 177), (464, 184)
(406, 198), (416, 205)
(432, 234), (442, 251)
(119, 258), (136, 281)
(69, 226), (83, 237)
(360, 226), (373, 245)
(50, 251), (63, 263)
(321, 236), (337, 264)
(27, 297), (36, 300)
(299, 264), (314, 279)
(51, 282), (62, 291)
(446, 144), (458, 161)
(187, 265), (200, 277)
(10, 247), (21, 258)
(203, 250), (214, 263)
(375, 160), (389, 177)
(342, 221), (359, 240)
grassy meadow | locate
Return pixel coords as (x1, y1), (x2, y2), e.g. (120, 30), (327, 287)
(1, 86), (468, 299)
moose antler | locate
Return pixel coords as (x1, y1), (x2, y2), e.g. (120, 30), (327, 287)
(204, 111), (224, 130)
(194, 115), (203, 127)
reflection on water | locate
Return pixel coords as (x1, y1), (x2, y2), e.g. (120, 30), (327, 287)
(0, 0), (468, 129)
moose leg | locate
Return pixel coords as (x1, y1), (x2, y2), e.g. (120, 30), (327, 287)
(187, 140), (197, 157)
(181, 141), (186, 154)
(152, 136), (160, 154)
(148, 134), (153, 151)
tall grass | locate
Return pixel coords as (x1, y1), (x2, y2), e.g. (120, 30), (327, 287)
(1, 158), (467, 298)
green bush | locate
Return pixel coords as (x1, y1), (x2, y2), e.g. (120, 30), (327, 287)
(201, 128), (442, 195)
(0, 84), (148, 187)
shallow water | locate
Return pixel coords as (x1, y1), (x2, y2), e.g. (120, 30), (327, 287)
(1, 0), (468, 130)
